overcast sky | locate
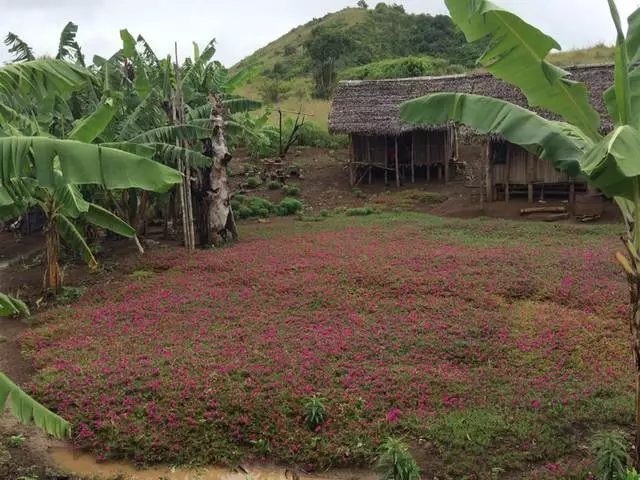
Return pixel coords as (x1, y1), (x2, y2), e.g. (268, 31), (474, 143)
(0, 0), (638, 67)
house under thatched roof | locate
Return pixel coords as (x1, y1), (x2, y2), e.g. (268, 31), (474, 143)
(329, 64), (614, 205)
(328, 64), (614, 136)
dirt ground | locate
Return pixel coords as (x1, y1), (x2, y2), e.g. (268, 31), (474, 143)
(0, 146), (623, 479)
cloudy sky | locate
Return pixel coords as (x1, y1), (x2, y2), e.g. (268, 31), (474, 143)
(0, 0), (638, 67)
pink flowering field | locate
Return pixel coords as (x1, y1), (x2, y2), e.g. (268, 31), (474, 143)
(22, 214), (634, 478)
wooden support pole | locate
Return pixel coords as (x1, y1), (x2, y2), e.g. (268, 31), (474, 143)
(411, 132), (415, 184)
(528, 183), (534, 203)
(485, 141), (493, 202)
(505, 144), (510, 203)
(445, 128), (450, 185)
(384, 137), (389, 186)
(395, 136), (400, 191)
(367, 136), (372, 185)
(349, 134), (356, 187)
(570, 181), (576, 205)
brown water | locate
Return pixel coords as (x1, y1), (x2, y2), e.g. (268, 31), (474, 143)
(51, 447), (376, 480)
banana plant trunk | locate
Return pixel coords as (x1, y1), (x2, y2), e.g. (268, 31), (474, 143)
(44, 213), (61, 294)
(193, 94), (238, 246)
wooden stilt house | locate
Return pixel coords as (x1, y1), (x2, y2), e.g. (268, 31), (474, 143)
(328, 65), (614, 201)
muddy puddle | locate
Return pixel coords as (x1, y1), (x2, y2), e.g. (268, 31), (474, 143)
(51, 447), (376, 480)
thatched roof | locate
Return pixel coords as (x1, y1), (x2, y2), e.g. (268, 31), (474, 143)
(328, 64), (614, 136)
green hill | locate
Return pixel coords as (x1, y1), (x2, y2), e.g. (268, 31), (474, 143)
(232, 4), (614, 133)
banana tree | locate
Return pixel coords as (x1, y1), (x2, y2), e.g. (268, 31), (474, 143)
(400, 0), (640, 464)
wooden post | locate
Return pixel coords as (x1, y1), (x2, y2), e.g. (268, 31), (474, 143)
(528, 183), (534, 203)
(411, 132), (415, 183)
(485, 141), (493, 201)
(445, 128), (450, 185)
(384, 137), (389, 186)
(349, 134), (356, 187)
(505, 144), (511, 203)
(367, 136), (372, 185)
(570, 181), (576, 209)
(395, 136), (400, 191)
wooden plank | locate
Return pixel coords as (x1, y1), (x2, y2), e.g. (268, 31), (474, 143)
(411, 132), (415, 183)
(521, 206), (567, 215)
(395, 136), (400, 191)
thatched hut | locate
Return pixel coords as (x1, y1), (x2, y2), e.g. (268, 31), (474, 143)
(328, 64), (613, 202)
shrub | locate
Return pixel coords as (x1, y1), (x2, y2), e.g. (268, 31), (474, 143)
(268, 181), (283, 190)
(377, 438), (421, 480)
(248, 197), (276, 217)
(282, 185), (300, 197)
(56, 286), (86, 305)
(303, 395), (328, 430)
(230, 199), (242, 211)
(276, 198), (303, 216)
(294, 122), (348, 149)
(246, 177), (261, 189)
(346, 207), (375, 217)
(237, 206), (253, 220)
(592, 431), (632, 480)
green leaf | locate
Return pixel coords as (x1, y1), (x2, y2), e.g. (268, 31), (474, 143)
(67, 98), (117, 143)
(580, 125), (640, 200)
(400, 92), (587, 176)
(59, 214), (97, 268)
(4, 33), (35, 62)
(446, 0), (601, 140)
(54, 182), (90, 217)
(627, 7), (640, 64)
(136, 35), (159, 67)
(56, 22), (79, 62)
(608, 0), (633, 126)
(151, 143), (212, 168)
(85, 203), (135, 238)
(116, 88), (164, 141)
(222, 96), (262, 114)
(0, 372), (70, 439)
(0, 293), (19, 316)
(120, 29), (137, 59)
(0, 137), (182, 193)
(0, 59), (87, 99)
(127, 125), (210, 144)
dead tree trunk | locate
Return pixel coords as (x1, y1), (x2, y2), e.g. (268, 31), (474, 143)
(193, 94), (238, 246)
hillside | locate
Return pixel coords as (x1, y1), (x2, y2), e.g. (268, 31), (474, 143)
(233, 3), (614, 133)
(233, 7), (369, 76)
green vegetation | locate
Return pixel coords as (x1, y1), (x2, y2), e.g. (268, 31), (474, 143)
(346, 207), (376, 216)
(377, 438), (421, 480)
(231, 195), (303, 219)
(592, 431), (633, 480)
(267, 180), (283, 190)
(303, 395), (328, 430)
(282, 184), (300, 197)
(341, 55), (465, 80)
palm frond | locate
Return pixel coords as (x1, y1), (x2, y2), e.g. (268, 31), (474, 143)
(56, 22), (79, 62)
(136, 35), (159, 67)
(152, 143), (211, 167)
(187, 103), (212, 121)
(0, 137), (182, 195)
(0, 59), (88, 99)
(0, 372), (71, 439)
(0, 293), (30, 318)
(59, 214), (97, 268)
(126, 125), (210, 144)
(223, 95), (262, 113)
(116, 88), (164, 141)
(4, 33), (35, 62)
(67, 97), (118, 143)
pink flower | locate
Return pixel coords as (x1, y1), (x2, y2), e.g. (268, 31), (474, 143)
(531, 400), (541, 409)
(386, 407), (400, 422)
